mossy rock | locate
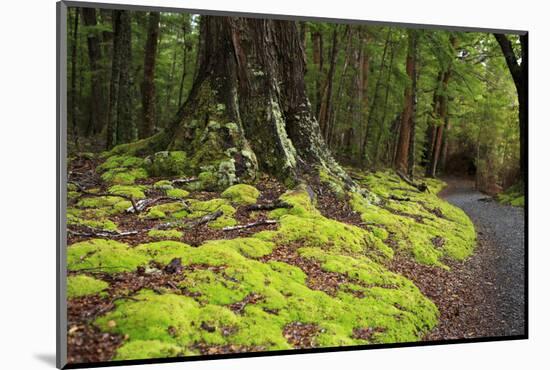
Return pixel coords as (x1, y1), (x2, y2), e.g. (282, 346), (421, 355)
(144, 151), (187, 177)
(221, 184), (260, 205)
(67, 275), (109, 298)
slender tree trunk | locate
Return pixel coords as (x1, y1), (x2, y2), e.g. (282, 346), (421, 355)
(426, 68), (451, 177)
(494, 33), (527, 184)
(373, 37), (396, 164)
(311, 31), (324, 117)
(140, 12), (160, 138)
(107, 10), (135, 149)
(177, 25), (188, 107)
(70, 8), (79, 144)
(81, 8), (105, 135)
(319, 26), (339, 139)
(329, 26), (352, 149)
(360, 29), (391, 164)
(407, 60), (419, 177)
(394, 30), (418, 173)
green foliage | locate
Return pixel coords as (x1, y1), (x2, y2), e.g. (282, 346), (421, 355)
(497, 184), (525, 207)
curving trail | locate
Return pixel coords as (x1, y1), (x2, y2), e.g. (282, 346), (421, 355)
(438, 177), (525, 338)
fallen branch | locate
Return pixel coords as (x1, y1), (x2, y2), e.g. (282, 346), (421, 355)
(125, 197), (189, 213)
(244, 200), (291, 211)
(171, 177), (199, 185)
(389, 195), (412, 202)
(222, 219), (278, 231)
(69, 180), (139, 213)
(68, 228), (138, 238)
(186, 210), (223, 228)
(396, 170), (428, 192)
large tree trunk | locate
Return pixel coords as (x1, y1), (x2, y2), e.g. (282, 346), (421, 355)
(161, 17), (354, 190)
(81, 8), (105, 136)
(394, 30), (417, 173)
(494, 33), (527, 184)
(140, 12), (160, 138)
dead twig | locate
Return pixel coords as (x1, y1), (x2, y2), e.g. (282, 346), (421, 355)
(245, 200), (291, 211)
(222, 219), (278, 231)
(125, 197), (189, 213)
(69, 180), (139, 213)
(68, 228), (138, 238)
(171, 177), (199, 185)
(186, 210), (223, 228)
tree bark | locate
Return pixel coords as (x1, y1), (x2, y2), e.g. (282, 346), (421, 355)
(311, 30), (324, 117)
(494, 33), (527, 183)
(394, 30), (418, 173)
(140, 12), (160, 138)
(161, 17), (354, 190)
(407, 59), (419, 177)
(319, 26), (339, 139)
(81, 8), (105, 136)
(107, 10), (135, 149)
(426, 69), (451, 177)
(70, 9), (79, 143)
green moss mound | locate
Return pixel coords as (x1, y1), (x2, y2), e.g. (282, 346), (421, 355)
(67, 161), (483, 361)
(166, 188), (189, 199)
(349, 171), (476, 267)
(108, 185), (147, 200)
(98, 154), (149, 185)
(144, 151), (187, 177)
(68, 239), (150, 272)
(67, 275), (109, 298)
(221, 184), (260, 205)
(147, 229), (184, 240)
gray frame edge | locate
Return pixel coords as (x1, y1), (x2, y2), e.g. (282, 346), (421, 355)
(62, 0), (527, 35)
(57, 1), (68, 369)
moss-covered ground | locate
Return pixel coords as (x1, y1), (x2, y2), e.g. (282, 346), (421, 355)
(66, 151), (478, 362)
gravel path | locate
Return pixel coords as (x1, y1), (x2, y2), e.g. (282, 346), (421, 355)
(438, 177), (526, 337)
